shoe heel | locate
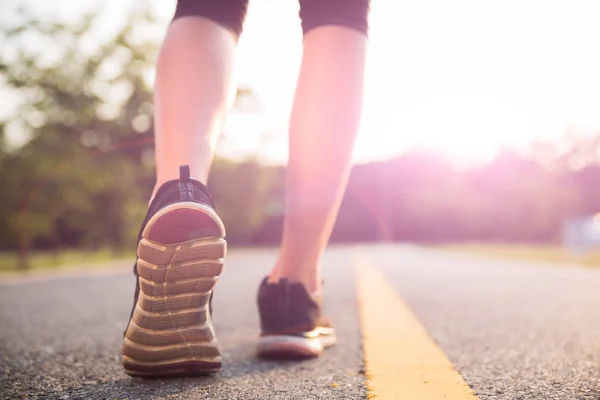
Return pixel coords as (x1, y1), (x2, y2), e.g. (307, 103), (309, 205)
(122, 204), (226, 377)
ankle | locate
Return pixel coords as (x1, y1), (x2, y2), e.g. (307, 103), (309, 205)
(268, 270), (321, 294)
(153, 164), (210, 197)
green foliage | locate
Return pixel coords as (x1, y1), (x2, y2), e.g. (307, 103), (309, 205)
(0, 7), (277, 269)
(208, 157), (280, 244)
(0, 7), (157, 266)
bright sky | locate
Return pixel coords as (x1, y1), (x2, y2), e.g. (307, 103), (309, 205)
(2, 0), (600, 165)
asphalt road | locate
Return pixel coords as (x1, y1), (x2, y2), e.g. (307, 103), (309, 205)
(1, 244), (599, 399)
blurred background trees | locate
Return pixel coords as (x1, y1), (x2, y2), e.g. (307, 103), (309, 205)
(1, 7), (599, 269)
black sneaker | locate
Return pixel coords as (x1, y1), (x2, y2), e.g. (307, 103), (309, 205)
(256, 278), (336, 358)
(121, 166), (226, 377)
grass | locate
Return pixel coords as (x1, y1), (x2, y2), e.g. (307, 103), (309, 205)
(3, 243), (599, 275)
(0, 248), (134, 273)
(440, 243), (600, 267)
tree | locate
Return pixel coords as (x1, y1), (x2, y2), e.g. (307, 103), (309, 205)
(0, 5), (270, 268)
(0, 6), (159, 267)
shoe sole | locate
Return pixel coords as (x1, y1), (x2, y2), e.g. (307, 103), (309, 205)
(257, 328), (337, 359)
(122, 202), (226, 377)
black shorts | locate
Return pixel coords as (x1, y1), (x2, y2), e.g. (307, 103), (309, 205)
(173, 0), (370, 40)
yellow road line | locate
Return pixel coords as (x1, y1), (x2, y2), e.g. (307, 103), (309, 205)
(355, 261), (479, 399)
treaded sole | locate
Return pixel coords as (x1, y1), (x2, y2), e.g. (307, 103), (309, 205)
(122, 203), (226, 378)
(122, 356), (221, 377)
(257, 330), (337, 359)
